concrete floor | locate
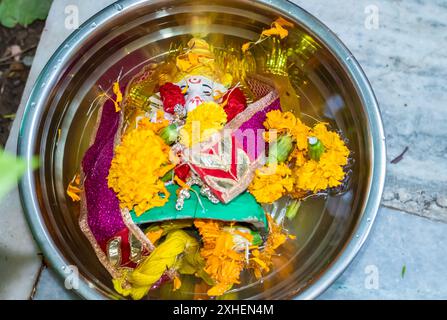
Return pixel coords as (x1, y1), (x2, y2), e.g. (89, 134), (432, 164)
(1, 0), (446, 299)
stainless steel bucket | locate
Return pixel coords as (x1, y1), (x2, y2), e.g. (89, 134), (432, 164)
(18, 0), (386, 299)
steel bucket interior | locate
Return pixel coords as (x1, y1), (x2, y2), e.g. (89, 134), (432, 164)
(18, 0), (385, 299)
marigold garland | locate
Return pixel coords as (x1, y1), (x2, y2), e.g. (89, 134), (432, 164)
(108, 125), (174, 216)
(179, 101), (227, 147)
(262, 110), (350, 197)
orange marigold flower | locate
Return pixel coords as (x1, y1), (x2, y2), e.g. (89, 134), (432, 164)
(248, 214), (289, 279)
(66, 173), (82, 202)
(262, 22), (289, 39)
(241, 17), (294, 52)
(173, 276), (182, 291)
(241, 42), (251, 53)
(194, 220), (246, 296)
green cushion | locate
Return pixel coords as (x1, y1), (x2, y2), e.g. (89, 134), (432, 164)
(130, 184), (267, 231)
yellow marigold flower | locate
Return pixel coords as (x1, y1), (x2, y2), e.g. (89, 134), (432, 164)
(263, 110), (310, 150)
(108, 126), (174, 216)
(292, 123), (349, 193)
(263, 110), (349, 197)
(180, 101), (227, 146)
(194, 220), (245, 296)
(137, 111), (169, 133)
(313, 123), (350, 159)
(263, 110), (297, 133)
(249, 163), (294, 203)
(289, 146), (307, 166)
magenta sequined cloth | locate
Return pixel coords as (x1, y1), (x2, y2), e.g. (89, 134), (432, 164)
(82, 99), (125, 243)
(236, 98), (281, 159)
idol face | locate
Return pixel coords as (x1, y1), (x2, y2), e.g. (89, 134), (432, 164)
(177, 75), (227, 112)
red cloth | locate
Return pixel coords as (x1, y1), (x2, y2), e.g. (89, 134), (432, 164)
(222, 87), (247, 121)
(99, 228), (148, 269)
(159, 82), (185, 114)
(174, 163), (191, 182)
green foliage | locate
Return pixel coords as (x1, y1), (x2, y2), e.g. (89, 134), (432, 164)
(0, 148), (39, 200)
(0, 0), (52, 28)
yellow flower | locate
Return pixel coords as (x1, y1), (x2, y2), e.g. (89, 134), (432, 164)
(292, 123), (349, 193)
(263, 110), (310, 150)
(108, 126), (174, 216)
(248, 214), (289, 279)
(241, 42), (251, 53)
(66, 173), (82, 202)
(262, 22), (289, 39)
(262, 109), (349, 195)
(249, 163), (294, 203)
(241, 17), (294, 52)
(263, 110), (350, 197)
(180, 101), (227, 147)
(194, 220), (245, 296)
(137, 111), (169, 133)
(112, 81), (123, 112)
(289, 147), (307, 166)
(264, 110), (297, 132)
(313, 123), (350, 159)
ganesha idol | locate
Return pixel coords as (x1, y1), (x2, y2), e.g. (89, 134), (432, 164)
(79, 38), (283, 295)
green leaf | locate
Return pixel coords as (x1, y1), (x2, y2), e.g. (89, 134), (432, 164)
(286, 198), (301, 220)
(401, 265), (406, 278)
(0, 0), (52, 28)
(0, 148), (39, 200)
